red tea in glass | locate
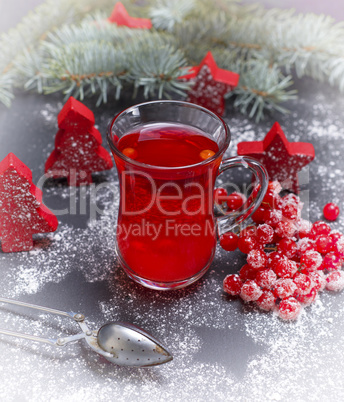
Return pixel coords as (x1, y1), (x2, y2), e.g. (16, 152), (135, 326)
(108, 101), (268, 290)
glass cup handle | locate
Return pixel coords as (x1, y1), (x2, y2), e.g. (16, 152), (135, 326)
(216, 156), (269, 236)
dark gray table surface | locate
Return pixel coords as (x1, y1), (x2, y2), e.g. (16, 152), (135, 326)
(0, 74), (344, 401)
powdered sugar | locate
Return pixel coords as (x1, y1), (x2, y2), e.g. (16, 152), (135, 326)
(0, 75), (344, 400)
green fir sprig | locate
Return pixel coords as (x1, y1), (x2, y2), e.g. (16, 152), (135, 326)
(1, 0), (344, 122)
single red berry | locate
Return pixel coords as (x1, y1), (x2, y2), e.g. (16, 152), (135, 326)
(255, 269), (277, 289)
(214, 187), (228, 205)
(226, 192), (245, 211)
(223, 274), (243, 295)
(247, 249), (268, 270)
(311, 221), (331, 237)
(256, 224), (274, 244)
(334, 238), (344, 258)
(308, 271), (326, 292)
(238, 234), (259, 254)
(275, 221), (297, 239)
(240, 280), (263, 302)
(293, 272), (312, 296)
(296, 219), (312, 239)
(322, 252), (343, 271)
(326, 271), (344, 291)
(278, 297), (302, 320)
(267, 181), (282, 194)
(277, 238), (297, 258)
(267, 252), (285, 270)
(274, 259), (298, 279)
(323, 203), (340, 221)
(274, 278), (298, 299)
(300, 250), (322, 271)
(263, 209), (283, 227)
(256, 290), (276, 311)
(297, 287), (317, 305)
(316, 235), (334, 254)
(239, 264), (258, 282)
(220, 232), (239, 251)
(282, 203), (299, 221)
(329, 232), (344, 246)
(251, 206), (267, 224)
(262, 190), (282, 210)
(297, 237), (316, 254)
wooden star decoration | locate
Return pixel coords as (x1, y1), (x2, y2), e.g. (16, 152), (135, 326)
(180, 51), (239, 115)
(237, 122), (315, 193)
(108, 2), (152, 29)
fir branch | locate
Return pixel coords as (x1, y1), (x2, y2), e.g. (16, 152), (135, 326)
(150, 0), (196, 32)
(0, 73), (14, 108)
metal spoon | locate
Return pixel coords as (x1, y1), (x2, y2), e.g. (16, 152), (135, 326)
(0, 297), (172, 367)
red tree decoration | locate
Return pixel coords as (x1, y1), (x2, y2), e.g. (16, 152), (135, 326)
(180, 51), (240, 115)
(237, 122), (315, 193)
(0, 153), (58, 252)
(108, 2), (152, 29)
(45, 97), (113, 186)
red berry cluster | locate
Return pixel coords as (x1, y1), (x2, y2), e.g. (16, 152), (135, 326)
(221, 181), (344, 321)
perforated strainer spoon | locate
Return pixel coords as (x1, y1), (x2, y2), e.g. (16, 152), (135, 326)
(0, 297), (172, 367)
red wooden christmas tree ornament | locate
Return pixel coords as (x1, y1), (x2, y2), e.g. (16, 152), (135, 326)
(108, 2), (152, 29)
(180, 51), (240, 115)
(237, 122), (315, 193)
(45, 97), (113, 186)
(0, 153), (58, 253)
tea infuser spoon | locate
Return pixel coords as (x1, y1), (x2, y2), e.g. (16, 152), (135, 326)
(0, 296), (173, 367)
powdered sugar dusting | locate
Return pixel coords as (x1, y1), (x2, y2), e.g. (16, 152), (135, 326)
(0, 77), (344, 400)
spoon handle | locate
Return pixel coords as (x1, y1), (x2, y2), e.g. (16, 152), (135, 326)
(0, 296), (77, 319)
(0, 328), (57, 346)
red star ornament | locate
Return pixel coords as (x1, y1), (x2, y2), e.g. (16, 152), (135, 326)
(180, 51), (239, 115)
(108, 2), (152, 29)
(237, 122), (315, 193)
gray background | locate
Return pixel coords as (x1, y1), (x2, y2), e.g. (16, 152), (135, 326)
(1, 1), (344, 401)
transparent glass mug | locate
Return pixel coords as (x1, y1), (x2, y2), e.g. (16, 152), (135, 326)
(107, 101), (268, 290)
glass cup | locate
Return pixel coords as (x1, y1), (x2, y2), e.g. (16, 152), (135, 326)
(107, 101), (268, 290)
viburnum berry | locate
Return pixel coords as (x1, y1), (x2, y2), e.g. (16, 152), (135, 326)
(214, 187), (228, 205)
(277, 238), (297, 258)
(323, 203), (340, 221)
(311, 221), (331, 237)
(296, 219), (312, 239)
(274, 258), (298, 279)
(300, 250), (323, 271)
(334, 238), (344, 258)
(282, 203), (299, 221)
(240, 280), (263, 302)
(256, 290), (276, 311)
(226, 192), (245, 211)
(329, 232), (344, 246)
(239, 264), (258, 282)
(298, 238), (316, 254)
(298, 287), (317, 305)
(268, 181), (282, 194)
(293, 272), (312, 296)
(223, 274), (243, 296)
(251, 206), (267, 224)
(275, 221), (297, 238)
(322, 252), (343, 271)
(263, 209), (283, 227)
(278, 297), (302, 320)
(238, 230), (259, 254)
(316, 235), (334, 254)
(326, 271), (344, 292)
(267, 252), (285, 270)
(262, 190), (282, 210)
(256, 224), (274, 244)
(274, 278), (298, 299)
(308, 271), (326, 292)
(255, 269), (277, 289)
(220, 232), (239, 251)
(247, 249), (268, 270)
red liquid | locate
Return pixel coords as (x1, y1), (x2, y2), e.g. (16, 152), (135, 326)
(114, 123), (220, 284)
